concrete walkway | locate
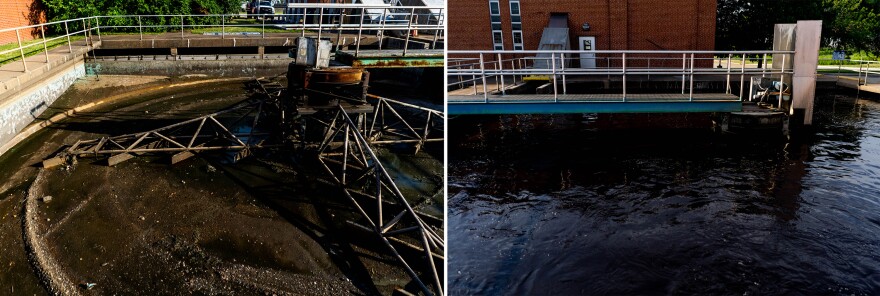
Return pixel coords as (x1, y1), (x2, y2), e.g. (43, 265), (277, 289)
(0, 39), (97, 104)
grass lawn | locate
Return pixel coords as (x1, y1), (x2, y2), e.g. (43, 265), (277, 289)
(0, 36), (85, 66)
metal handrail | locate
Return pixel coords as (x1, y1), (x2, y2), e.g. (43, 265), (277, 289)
(0, 5), (445, 73)
(448, 50), (795, 103)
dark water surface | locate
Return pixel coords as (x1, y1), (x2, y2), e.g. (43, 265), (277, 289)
(448, 91), (880, 295)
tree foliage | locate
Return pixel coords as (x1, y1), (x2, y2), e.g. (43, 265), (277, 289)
(40, 0), (243, 33)
(716, 0), (880, 55)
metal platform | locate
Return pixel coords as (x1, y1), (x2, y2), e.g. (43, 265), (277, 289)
(447, 93), (742, 114)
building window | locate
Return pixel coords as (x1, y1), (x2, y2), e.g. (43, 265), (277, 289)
(510, 0), (522, 50)
(489, 0), (503, 50)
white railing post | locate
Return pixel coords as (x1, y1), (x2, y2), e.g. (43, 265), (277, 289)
(479, 53), (488, 102)
(622, 52), (626, 102)
(181, 15), (185, 39)
(739, 55), (745, 100)
(726, 53), (732, 94)
(221, 14), (225, 39)
(64, 21), (72, 53)
(403, 7), (415, 56)
(561, 53), (567, 95)
(471, 65), (477, 95)
(779, 54), (785, 109)
(378, 9), (387, 50)
(497, 53), (505, 95)
(318, 8), (324, 41)
(551, 52), (558, 102)
(95, 17), (101, 41)
(688, 53), (694, 101)
(41, 25), (49, 64)
(681, 53), (686, 94)
(16, 29), (27, 72)
(138, 15), (143, 41)
(356, 8), (365, 56)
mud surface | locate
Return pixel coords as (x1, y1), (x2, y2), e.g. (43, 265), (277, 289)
(0, 73), (442, 295)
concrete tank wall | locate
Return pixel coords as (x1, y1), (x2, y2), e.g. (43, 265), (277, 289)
(91, 59), (290, 77)
(0, 62), (85, 155)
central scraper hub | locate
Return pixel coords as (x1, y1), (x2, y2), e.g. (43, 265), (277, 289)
(287, 37), (372, 114)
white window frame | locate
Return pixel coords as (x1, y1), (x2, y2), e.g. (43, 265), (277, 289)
(509, 0), (522, 50)
(489, 0), (503, 50)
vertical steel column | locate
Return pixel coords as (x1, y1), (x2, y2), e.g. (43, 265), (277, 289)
(471, 65), (477, 95)
(221, 15), (225, 39)
(336, 10), (344, 51)
(15, 29), (27, 72)
(431, 9), (441, 49)
(181, 15), (185, 39)
(378, 9), (387, 50)
(761, 54), (767, 77)
(138, 16), (143, 40)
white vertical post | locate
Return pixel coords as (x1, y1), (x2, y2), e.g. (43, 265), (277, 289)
(41, 25), (49, 64)
(221, 15), (225, 39)
(95, 17), (101, 41)
(681, 53), (686, 94)
(739, 55), (745, 100)
(403, 7), (415, 56)
(497, 53), (505, 95)
(561, 53), (567, 95)
(480, 54), (488, 102)
(726, 53), (732, 94)
(356, 8), (364, 56)
(791, 20), (822, 125)
(551, 53), (558, 102)
(688, 53), (694, 101)
(318, 8), (324, 41)
(778, 54), (785, 109)
(138, 16), (143, 40)
(64, 21), (72, 53)
(181, 15), (185, 39)
(622, 53), (627, 101)
(16, 29), (27, 72)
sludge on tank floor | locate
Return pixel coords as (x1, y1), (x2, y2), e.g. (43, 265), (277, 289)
(0, 74), (443, 295)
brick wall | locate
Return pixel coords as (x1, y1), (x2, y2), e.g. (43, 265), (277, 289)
(0, 0), (46, 45)
(449, 0), (717, 67)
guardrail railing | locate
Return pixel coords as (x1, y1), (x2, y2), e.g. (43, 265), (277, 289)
(0, 4), (445, 73)
(448, 50), (796, 104)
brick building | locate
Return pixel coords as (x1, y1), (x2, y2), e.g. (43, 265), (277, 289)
(0, 0), (46, 45)
(449, 0), (716, 66)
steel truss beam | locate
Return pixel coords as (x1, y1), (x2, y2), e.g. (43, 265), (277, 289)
(43, 99), (269, 168)
(316, 103), (444, 296)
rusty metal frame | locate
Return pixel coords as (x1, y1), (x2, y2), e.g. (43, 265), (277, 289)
(316, 103), (444, 296)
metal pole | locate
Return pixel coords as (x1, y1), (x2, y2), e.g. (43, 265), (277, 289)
(561, 53), (567, 94)
(318, 8), (324, 41)
(681, 53), (686, 94)
(471, 65), (477, 95)
(497, 53), (505, 95)
(181, 15), (185, 39)
(762, 54), (767, 77)
(551, 53), (558, 102)
(479, 54), (488, 102)
(688, 53), (694, 101)
(356, 8), (364, 56)
(16, 29), (27, 72)
(431, 9), (441, 50)
(403, 7), (415, 56)
(739, 55), (746, 100)
(336, 10), (344, 51)
(95, 17), (101, 41)
(222, 14), (225, 39)
(378, 8), (387, 50)
(64, 21), (72, 53)
(726, 53), (731, 94)
(779, 54), (785, 109)
(622, 53), (626, 101)
(138, 15), (143, 40)
(41, 25), (49, 64)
